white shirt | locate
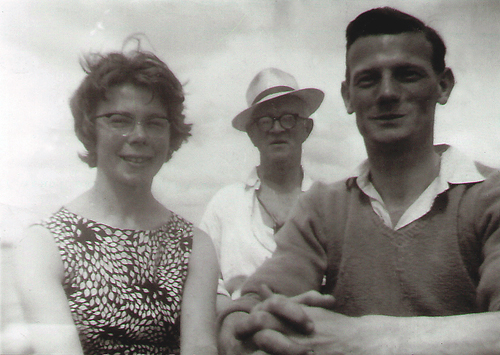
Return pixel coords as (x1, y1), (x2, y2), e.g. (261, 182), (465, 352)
(199, 168), (314, 298)
(354, 145), (485, 230)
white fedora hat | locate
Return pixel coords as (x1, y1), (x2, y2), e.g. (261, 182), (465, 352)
(232, 68), (324, 132)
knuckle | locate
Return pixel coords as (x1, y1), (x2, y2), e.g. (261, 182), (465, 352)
(265, 294), (287, 309)
(253, 329), (279, 349)
(254, 329), (303, 355)
(252, 310), (273, 326)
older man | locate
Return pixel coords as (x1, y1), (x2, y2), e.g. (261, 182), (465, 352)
(200, 68), (324, 312)
(218, 7), (500, 355)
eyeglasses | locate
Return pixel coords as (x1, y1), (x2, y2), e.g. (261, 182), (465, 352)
(253, 113), (304, 132)
(94, 113), (171, 138)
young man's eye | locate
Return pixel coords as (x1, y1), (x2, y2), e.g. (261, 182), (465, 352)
(355, 75), (377, 88)
(397, 69), (424, 82)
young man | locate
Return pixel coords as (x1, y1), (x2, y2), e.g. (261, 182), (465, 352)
(200, 68), (324, 312)
(218, 7), (500, 355)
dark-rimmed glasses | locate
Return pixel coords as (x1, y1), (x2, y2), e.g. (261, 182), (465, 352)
(253, 113), (305, 132)
(94, 113), (171, 138)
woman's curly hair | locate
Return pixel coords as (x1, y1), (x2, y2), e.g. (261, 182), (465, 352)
(70, 45), (191, 167)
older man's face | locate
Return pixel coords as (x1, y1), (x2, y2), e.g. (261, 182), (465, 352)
(342, 32), (453, 148)
(246, 95), (312, 162)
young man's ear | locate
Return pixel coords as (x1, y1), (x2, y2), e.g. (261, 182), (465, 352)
(437, 68), (455, 105)
(341, 81), (354, 114)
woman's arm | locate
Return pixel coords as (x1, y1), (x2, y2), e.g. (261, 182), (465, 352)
(217, 293), (233, 314)
(13, 225), (84, 354)
(180, 227), (219, 355)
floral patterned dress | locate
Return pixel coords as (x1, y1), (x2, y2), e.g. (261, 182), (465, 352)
(41, 207), (193, 354)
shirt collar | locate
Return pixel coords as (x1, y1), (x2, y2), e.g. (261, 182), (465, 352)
(352, 144), (487, 230)
(245, 166), (314, 191)
(353, 144), (485, 189)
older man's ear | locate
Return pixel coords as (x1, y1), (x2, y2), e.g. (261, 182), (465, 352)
(304, 118), (314, 139)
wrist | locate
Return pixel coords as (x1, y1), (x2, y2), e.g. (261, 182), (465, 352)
(357, 315), (403, 355)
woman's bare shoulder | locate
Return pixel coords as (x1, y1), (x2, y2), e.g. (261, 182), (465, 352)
(15, 223), (65, 280)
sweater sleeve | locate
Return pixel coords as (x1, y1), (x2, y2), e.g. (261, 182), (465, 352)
(217, 183), (331, 324)
(239, 182), (330, 297)
(217, 181), (345, 324)
(474, 172), (500, 311)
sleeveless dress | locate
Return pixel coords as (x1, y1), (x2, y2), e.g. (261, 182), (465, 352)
(40, 207), (193, 355)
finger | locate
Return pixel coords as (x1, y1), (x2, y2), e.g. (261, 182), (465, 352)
(257, 295), (314, 334)
(235, 309), (289, 339)
(291, 290), (336, 309)
(221, 339), (260, 355)
(259, 284), (274, 299)
(253, 329), (313, 355)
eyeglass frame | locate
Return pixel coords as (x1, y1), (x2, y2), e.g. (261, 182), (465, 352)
(93, 112), (172, 138)
(251, 113), (308, 132)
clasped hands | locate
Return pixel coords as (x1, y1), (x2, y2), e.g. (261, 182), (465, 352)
(219, 286), (346, 355)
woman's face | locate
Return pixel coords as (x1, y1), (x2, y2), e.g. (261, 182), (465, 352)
(93, 83), (170, 188)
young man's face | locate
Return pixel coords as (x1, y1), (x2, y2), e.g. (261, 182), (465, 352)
(341, 32), (453, 148)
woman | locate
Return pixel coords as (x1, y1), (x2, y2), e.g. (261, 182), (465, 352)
(14, 47), (218, 354)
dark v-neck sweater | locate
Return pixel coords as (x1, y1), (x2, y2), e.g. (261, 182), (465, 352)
(223, 170), (500, 319)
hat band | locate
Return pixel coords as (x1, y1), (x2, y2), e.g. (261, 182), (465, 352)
(251, 86), (295, 105)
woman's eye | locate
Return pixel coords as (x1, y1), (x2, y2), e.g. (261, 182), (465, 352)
(108, 115), (131, 125)
(147, 118), (169, 128)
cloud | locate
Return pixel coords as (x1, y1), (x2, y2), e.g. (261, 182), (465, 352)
(2, 0), (500, 237)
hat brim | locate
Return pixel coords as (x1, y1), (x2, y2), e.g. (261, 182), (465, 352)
(232, 88), (325, 132)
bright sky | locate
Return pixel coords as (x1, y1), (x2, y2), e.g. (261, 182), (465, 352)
(1, 0), (500, 243)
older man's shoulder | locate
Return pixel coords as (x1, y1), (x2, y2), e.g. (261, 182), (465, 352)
(475, 161), (500, 180)
(302, 177), (355, 205)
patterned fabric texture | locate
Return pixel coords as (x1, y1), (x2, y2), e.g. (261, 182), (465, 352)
(41, 207), (193, 355)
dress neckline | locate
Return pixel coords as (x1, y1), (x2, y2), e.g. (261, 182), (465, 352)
(59, 206), (175, 232)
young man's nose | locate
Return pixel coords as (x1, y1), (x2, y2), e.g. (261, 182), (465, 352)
(377, 75), (401, 106)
